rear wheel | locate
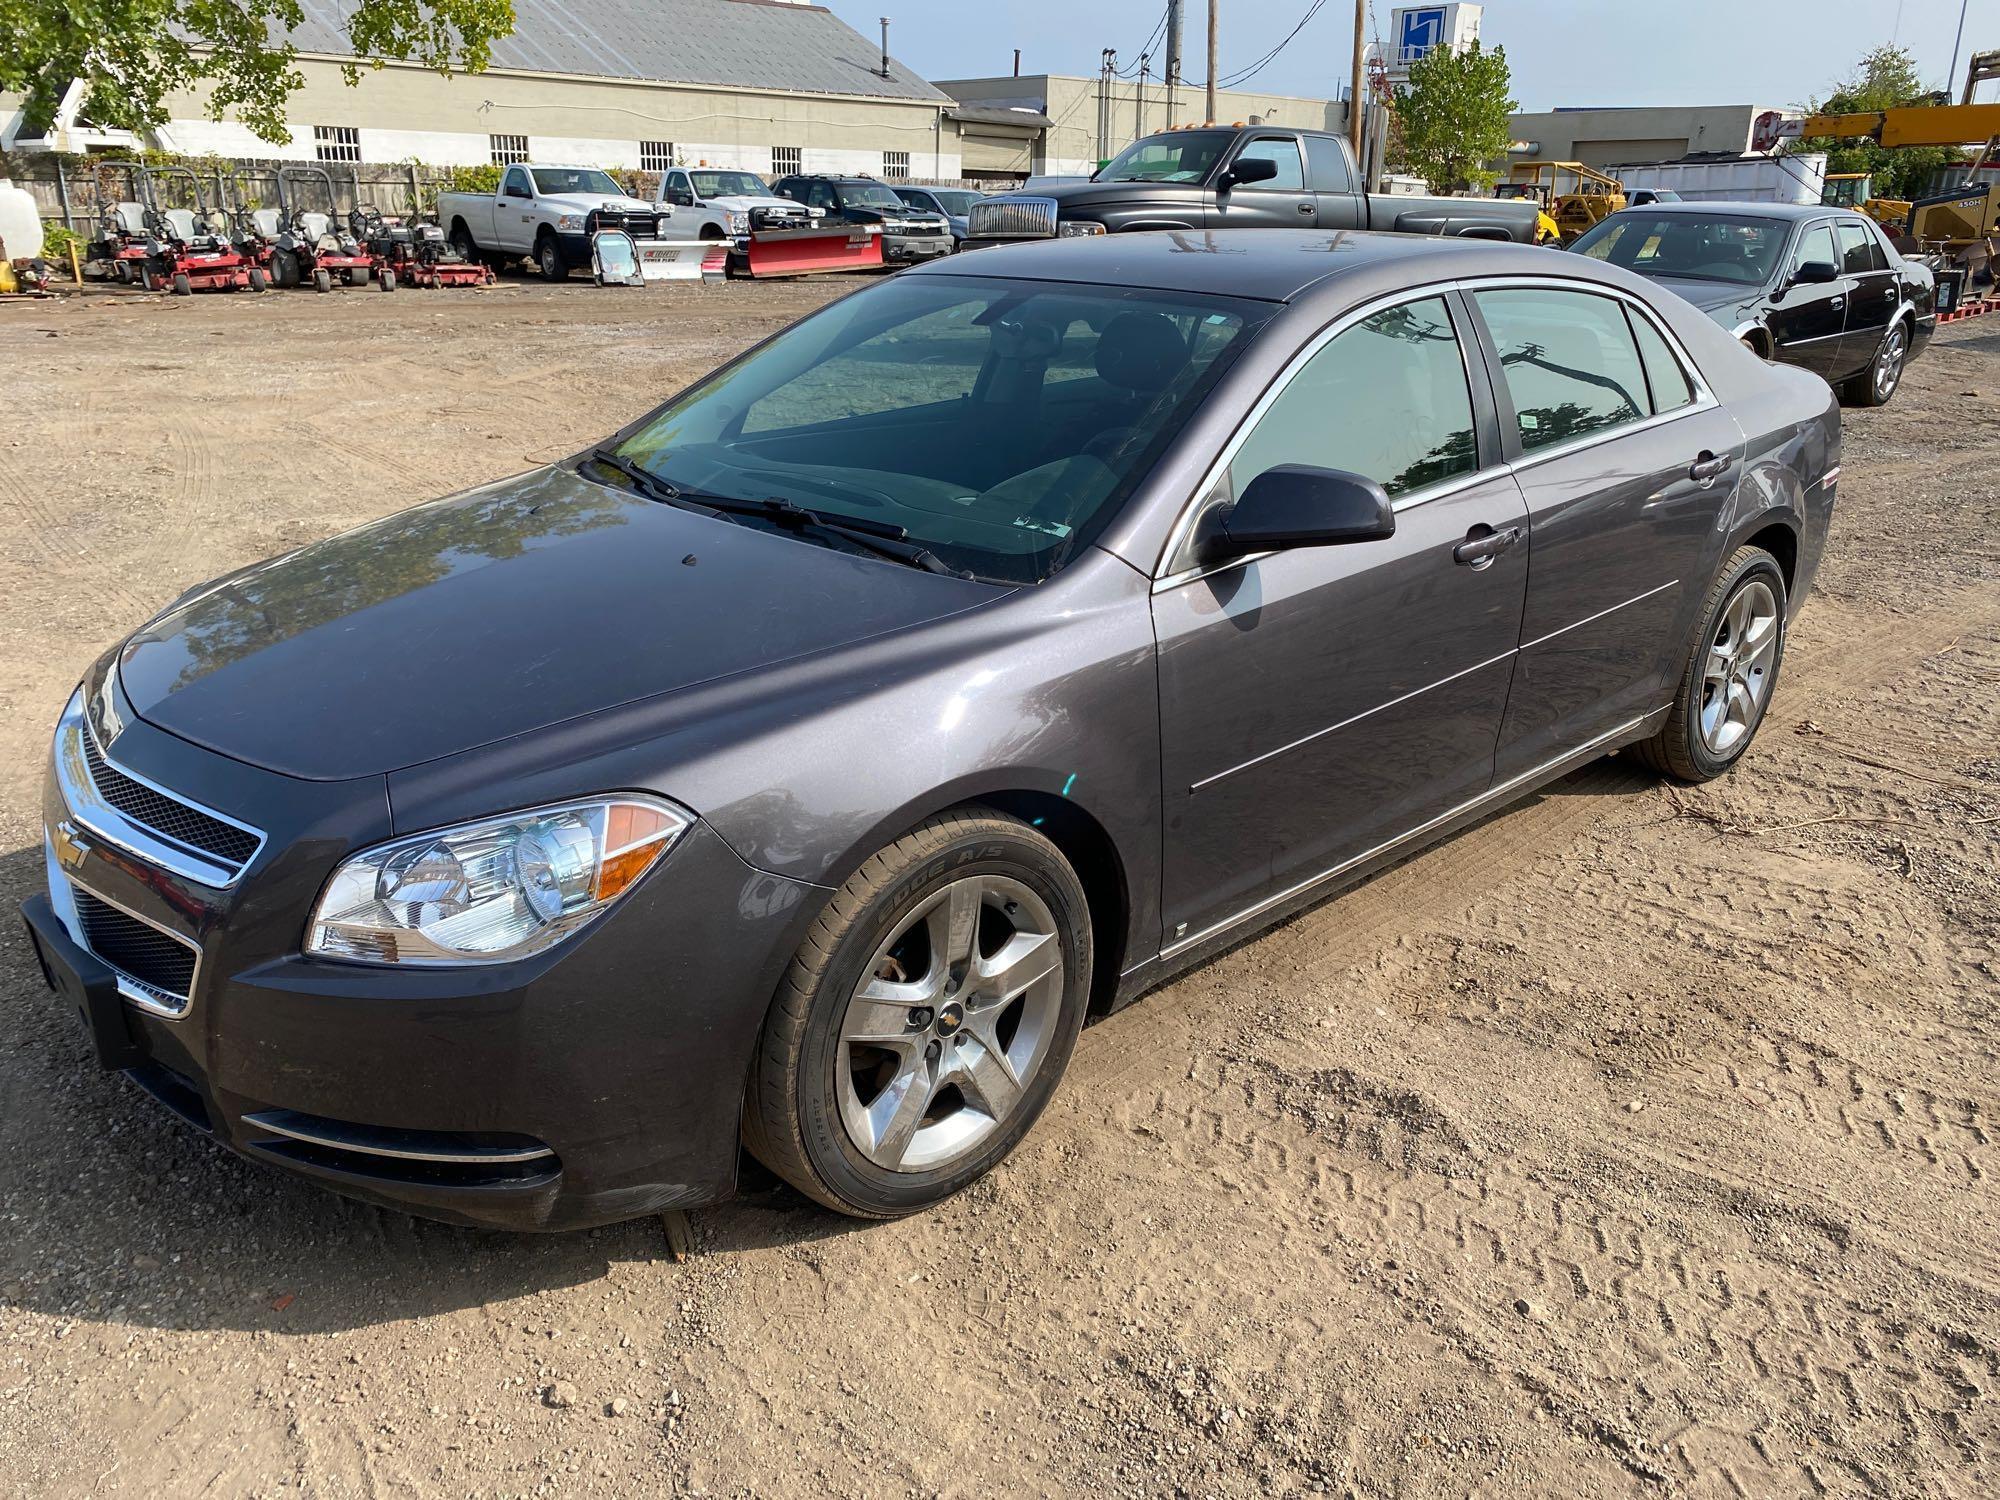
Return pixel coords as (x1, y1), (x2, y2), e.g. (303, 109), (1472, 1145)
(271, 248), (300, 289)
(348, 264), (372, 286)
(1841, 319), (1908, 407)
(1634, 546), (1787, 783)
(744, 810), (1092, 1218)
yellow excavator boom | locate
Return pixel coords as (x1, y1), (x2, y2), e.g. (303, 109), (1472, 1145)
(1792, 102), (2000, 151)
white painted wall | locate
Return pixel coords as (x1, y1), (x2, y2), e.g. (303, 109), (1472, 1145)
(528, 135), (643, 168)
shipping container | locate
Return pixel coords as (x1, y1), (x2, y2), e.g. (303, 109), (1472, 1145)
(1610, 153), (1828, 207)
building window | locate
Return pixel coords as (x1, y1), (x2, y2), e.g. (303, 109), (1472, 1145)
(771, 146), (802, 178)
(883, 151), (910, 182)
(640, 140), (675, 172)
(313, 126), (361, 164)
(489, 134), (530, 165)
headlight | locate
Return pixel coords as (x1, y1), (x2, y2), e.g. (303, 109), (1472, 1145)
(555, 213), (585, 232)
(725, 211), (750, 234)
(1057, 220), (1107, 237)
(306, 796), (690, 966)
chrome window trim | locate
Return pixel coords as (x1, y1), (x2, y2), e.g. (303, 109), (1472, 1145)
(54, 687), (266, 890)
(1159, 712), (1654, 960)
(1151, 274), (1720, 592)
(241, 1111), (558, 1165)
(44, 842), (203, 1019)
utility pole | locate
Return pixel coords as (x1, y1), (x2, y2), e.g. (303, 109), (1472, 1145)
(1206, 0), (1218, 124)
(1137, 55), (1150, 141)
(1349, 0), (1365, 158)
(1165, 0), (1184, 125)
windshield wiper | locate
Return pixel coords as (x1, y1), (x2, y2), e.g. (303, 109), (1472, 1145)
(582, 450), (967, 578)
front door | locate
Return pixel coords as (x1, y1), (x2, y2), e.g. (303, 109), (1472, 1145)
(1465, 283), (1744, 780)
(1152, 292), (1527, 944)
(1767, 220), (1850, 377)
(1209, 135), (1318, 229)
(1834, 217), (1898, 381)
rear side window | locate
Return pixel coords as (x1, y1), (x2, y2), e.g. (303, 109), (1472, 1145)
(1792, 224), (1839, 276)
(1233, 138), (1305, 191)
(1473, 288), (1649, 453)
(1228, 296), (1477, 500)
(1836, 220), (1886, 273)
(1305, 138), (1351, 192)
(1626, 308), (1695, 413)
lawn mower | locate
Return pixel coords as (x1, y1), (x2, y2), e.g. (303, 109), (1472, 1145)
(80, 160), (158, 283)
(350, 205), (496, 289)
(269, 166), (377, 291)
(137, 168), (260, 294)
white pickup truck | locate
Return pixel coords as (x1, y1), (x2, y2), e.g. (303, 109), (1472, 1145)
(438, 164), (666, 280)
(655, 167), (816, 251)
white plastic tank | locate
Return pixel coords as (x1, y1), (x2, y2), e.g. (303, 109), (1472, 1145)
(0, 179), (47, 260)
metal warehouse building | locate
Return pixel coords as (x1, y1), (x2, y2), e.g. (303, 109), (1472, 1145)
(4, 0), (963, 181)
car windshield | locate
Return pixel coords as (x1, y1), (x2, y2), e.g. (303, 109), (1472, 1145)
(608, 275), (1269, 584)
(841, 182), (908, 209)
(1096, 131), (1233, 183)
(1571, 212), (1789, 285)
(692, 171), (769, 198)
(922, 190), (983, 214)
(532, 168), (623, 196)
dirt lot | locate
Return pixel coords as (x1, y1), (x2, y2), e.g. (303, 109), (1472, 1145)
(1, 276), (1997, 1499)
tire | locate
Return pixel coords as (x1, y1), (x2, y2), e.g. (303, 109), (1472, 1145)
(113, 260), (132, 284)
(377, 268), (396, 292)
(744, 809), (1093, 1218)
(1633, 545), (1788, 783)
(450, 225), (478, 264)
(248, 267), (267, 292)
(348, 264), (371, 286)
(313, 268), (333, 294)
(271, 248), (300, 289)
(537, 234), (569, 281)
(170, 272), (191, 296)
(1840, 318), (1908, 407)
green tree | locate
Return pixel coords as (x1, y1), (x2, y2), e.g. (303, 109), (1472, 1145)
(1791, 43), (1968, 202)
(1393, 39), (1516, 193)
(0, 0), (514, 146)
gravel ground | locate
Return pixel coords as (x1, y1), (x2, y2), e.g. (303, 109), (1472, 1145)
(1, 277), (1997, 1499)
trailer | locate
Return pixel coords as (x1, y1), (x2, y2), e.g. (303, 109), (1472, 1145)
(1611, 153), (1829, 207)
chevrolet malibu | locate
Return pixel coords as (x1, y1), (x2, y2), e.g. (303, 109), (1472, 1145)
(24, 231), (1839, 1228)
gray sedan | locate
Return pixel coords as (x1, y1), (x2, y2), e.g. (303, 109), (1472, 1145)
(25, 231), (1838, 1227)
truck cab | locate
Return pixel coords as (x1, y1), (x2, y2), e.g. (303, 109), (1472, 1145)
(438, 165), (662, 280)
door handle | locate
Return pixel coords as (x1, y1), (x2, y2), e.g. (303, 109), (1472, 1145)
(1831, 295), (1845, 307)
(1296, 202), (1315, 215)
(1689, 450), (1731, 485)
(1453, 524), (1522, 568)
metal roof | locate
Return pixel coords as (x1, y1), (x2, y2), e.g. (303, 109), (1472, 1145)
(286, 0), (948, 102)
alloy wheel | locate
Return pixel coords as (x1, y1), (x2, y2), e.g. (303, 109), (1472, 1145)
(1699, 579), (1780, 756)
(836, 875), (1064, 1173)
(1874, 324), (1906, 401)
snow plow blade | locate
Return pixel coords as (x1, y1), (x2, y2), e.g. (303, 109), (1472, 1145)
(743, 226), (884, 277)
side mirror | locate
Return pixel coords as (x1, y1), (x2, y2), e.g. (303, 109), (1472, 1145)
(1791, 259), (1840, 285)
(1220, 155), (1280, 190)
(1201, 466), (1395, 562)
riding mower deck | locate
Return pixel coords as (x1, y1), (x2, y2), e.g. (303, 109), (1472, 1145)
(352, 207), (496, 289)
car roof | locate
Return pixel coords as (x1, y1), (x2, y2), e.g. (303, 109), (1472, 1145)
(907, 228), (1610, 304)
(1601, 200), (1857, 223)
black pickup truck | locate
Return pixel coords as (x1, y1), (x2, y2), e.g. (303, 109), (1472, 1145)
(967, 125), (1540, 246)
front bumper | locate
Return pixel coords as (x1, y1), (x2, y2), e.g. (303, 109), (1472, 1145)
(883, 233), (954, 262)
(26, 665), (824, 1231)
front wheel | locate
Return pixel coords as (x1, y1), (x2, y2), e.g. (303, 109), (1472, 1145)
(170, 272), (191, 296)
(1841, 319), (1908, 407)
(377, 268), (396, 292)
(1634, 546), (1787, 783)
(744, 810), (1093, 1218)
(537, 235), (569, 281)
(247, 267), (268, 292)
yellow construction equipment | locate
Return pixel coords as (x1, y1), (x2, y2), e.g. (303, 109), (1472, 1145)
(1501, 161), (1625, 244)
(1819, 172), (1913, 230)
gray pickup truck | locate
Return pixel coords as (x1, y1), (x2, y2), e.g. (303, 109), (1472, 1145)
(967, 125), (1539, 247)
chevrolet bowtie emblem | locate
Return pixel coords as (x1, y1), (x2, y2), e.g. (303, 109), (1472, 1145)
(52, 820), (89, 872)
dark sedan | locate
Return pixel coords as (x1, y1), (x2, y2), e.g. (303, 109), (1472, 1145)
(24, 231), (1839, 1228)
(1569, 201), (1935, 405)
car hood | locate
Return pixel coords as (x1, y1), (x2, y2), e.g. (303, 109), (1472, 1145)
(118, 467), (1003, 781)
(990, 180), (1188, 217)
(705, 194), (805, 213)
(541, 193), (657, 215)
(1646, 275), (1768, 318)
(843, 205), (950, 231)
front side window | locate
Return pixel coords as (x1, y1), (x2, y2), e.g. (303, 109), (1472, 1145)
(501, 167), (531, 199)
(1228, 296), (1477, 502)
(1792, 223), (1840, 276)
(1571, 212), (1788, 285)
(1096, 130), (1234, 184)
(612, 276), (1270, 584)
(1836, 220), (1886, 273)
(1231, 138), (1305, 191)
(1474, 288), (1649, 453)
(530, 168), (622, 196)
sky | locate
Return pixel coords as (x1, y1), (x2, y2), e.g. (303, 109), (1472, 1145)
(867, 0), (1999, 113)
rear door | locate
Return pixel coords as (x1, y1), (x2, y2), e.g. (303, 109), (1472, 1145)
(1834, 216), (1898, 380)
(1210, 135), (1317, 229)
(1151, 291), (1527, 944)
(1465, 282), (1743, 780)
(1767, 220), (1849, 378)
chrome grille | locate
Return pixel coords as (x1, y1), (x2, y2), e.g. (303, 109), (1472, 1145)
(968, 197), (1058, 239)
(80, 718), (260, 872)
(72, 888), (198, 1013)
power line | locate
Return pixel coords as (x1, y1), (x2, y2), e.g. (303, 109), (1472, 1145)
(1117, 6), (1171, 76)
(1213, 0), (1335, 90)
